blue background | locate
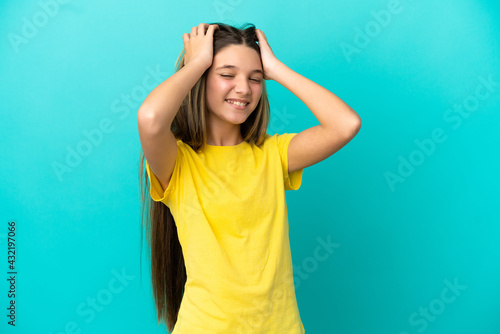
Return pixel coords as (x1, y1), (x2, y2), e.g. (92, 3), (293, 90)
(1, 0), (499, 333)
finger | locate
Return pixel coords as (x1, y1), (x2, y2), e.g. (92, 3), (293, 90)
(260, 31), (267, 42)
(182, 33), (190, 45)
(197, 22), (207, 35)
(191, 26), (197, 37)
(207, 24), (219, 35)
(256, 29), (264, 42)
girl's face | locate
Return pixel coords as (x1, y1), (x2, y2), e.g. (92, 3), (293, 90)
(205, 44), (264, 125)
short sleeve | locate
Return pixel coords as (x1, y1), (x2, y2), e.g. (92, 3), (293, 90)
(145, 141), (182, 202)
(275, 133), (303, 191)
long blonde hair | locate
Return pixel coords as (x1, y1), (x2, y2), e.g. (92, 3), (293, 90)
(138, 22), (271, 332)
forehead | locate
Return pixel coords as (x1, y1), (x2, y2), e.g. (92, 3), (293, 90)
(212, 44), (262, 69)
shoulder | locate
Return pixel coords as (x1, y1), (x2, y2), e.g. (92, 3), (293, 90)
(260, 133), (298, 162)
(266, 132), (298, 149)
(262, 132), (296, 144)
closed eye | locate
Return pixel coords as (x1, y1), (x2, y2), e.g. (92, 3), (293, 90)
(221, 74), (262, 83)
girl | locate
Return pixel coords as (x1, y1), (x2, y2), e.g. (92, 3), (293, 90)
(138, 22), (361, 333)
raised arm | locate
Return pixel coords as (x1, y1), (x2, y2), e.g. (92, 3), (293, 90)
(137, 23), (218, 189)
(255, 29), (361, 174)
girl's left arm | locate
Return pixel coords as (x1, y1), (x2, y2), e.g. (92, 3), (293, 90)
(256, 29), (362, 174)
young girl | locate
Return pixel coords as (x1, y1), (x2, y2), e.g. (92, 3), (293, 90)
(138, 22), (361, 334)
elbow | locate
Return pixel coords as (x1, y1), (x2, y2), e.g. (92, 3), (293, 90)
(137, 106), (156, 123)
(338, 106), (362, 138)
(342, 114), (361, 139)
(351, 115), (362, 135)
(137, 108), (167, 135)
(137, 108), (155, 129)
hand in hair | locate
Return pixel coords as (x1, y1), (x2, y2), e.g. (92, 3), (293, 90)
(255, 29), (282, 81)
(182, 23), (219, 69)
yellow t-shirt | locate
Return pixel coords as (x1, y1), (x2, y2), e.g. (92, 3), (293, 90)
(145, 132), (305, 334)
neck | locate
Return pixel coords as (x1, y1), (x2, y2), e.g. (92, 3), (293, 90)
(206, 119), (243, 146)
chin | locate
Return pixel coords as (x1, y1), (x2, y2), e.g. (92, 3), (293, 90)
(227, 116), (249, 125)
(223, 110), (252, 123)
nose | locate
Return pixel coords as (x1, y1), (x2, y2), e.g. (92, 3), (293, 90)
(234, 76), (251, 95)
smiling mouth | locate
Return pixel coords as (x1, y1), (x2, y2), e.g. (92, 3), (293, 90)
(225, 99), (250, 107)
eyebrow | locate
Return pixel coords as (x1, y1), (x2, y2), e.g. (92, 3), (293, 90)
(214, 65), (263, 75)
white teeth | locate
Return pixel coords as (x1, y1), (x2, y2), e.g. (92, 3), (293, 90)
(226, 100), (248, 107)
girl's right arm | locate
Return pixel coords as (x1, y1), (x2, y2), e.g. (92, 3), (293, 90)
(137, 23), (218, 189)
